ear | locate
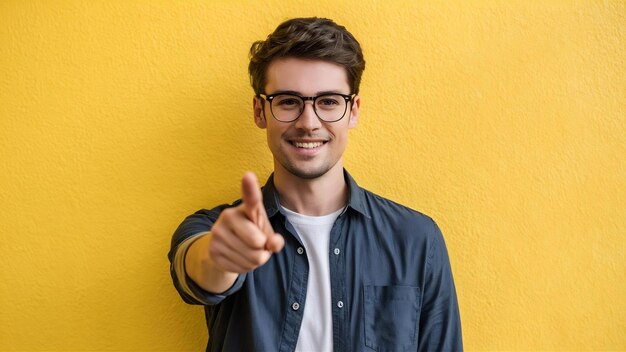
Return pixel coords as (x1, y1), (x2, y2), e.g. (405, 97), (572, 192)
(348, 95), (360, 129)
(253, 96), (267, 129)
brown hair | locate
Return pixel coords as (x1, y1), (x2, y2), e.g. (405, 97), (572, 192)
(248, 17), (365, 95)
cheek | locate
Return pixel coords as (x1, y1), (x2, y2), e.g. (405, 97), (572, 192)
(266, 125), (285, 145)
(334, 126), (349, 140)
(331, 129), (350, 151)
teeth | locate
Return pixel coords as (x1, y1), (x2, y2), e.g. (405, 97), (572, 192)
(293, 141), (324, 149)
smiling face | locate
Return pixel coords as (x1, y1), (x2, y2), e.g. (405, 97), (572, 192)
(254, 58), (359, 180)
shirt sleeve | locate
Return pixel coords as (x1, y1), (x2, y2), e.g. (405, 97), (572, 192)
(418, 219), (463, 352)
(167, 206), (246, 305)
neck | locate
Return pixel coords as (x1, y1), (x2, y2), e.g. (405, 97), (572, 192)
(273, 163), (348, 216)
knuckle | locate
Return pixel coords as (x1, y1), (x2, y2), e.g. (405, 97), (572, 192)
(220, 208), (234, 221)
(208, 242), (221, 259)
(251, 252), (268, 266)
(248, 231), (266, 248)
(210, 225), (224, 240)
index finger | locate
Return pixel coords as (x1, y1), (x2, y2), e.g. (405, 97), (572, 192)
(241, 172), (275, 236)
(241, 171), (263, 208)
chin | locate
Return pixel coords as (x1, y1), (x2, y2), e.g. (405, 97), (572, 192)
(282, 161), (336, 180)
(288, 167), (328, 180)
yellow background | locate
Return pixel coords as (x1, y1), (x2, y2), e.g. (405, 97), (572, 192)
(1, 1), (624, 351)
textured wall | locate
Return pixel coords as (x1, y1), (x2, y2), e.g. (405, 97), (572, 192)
(1, 1), (624, 350)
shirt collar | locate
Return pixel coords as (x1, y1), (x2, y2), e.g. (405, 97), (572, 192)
(261, 169), (371, 219)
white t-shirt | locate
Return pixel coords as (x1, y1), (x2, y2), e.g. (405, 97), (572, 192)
(281, 206), (343, 352)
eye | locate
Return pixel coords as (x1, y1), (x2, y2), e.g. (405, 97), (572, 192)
(320, 97), (341, 106)
(320, 99), (338, 105)
(274, 95), (302, 107)
(316, 95), (343, 109)
(277, 98), (298, 106)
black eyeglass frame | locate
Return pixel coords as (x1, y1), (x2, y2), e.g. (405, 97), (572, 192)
(258, 92), (356, 123)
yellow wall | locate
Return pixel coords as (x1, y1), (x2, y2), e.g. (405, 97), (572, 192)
(1, 1), (624, 350)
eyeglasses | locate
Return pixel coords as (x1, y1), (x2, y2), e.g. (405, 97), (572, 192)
(258, 92), (356, 123)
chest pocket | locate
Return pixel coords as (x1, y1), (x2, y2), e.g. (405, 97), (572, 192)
(364, 285), (421, 352)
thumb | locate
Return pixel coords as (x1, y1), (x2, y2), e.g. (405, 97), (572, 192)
(266, 233), (285, 253)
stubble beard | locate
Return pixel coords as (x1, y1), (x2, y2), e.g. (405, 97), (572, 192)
(271, 131), (344, 180)
(278, 156), (335, 180)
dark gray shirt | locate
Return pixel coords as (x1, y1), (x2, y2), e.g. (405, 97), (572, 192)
(168, 170), (463, 351)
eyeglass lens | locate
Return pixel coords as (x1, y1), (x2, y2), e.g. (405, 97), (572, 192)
(270, 94), (348, 122)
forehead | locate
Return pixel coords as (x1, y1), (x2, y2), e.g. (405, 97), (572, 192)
(265, 58), (350, 95)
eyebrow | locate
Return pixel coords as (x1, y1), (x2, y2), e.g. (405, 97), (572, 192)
(269, 90), (348, 96)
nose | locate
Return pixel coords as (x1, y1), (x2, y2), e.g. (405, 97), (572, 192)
(294, 100), (321, 131)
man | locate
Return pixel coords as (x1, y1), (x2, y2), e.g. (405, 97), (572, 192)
(169, 17), (462, 352)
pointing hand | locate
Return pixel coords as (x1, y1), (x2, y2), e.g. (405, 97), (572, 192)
(208, 172), (285, 273)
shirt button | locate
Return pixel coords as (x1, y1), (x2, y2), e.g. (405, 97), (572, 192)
(334, 248), (340, 255)
(337, 301), (344, 308)
(297, 247), (304, 255)
(292, 302), (300, 311)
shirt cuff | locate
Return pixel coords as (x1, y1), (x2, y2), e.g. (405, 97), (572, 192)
(172, 232), (246, 305)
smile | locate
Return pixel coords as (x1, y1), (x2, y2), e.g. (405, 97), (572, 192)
(291, 141), (326, 149)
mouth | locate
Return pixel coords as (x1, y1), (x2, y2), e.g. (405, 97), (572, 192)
(288, 139), (328, 149)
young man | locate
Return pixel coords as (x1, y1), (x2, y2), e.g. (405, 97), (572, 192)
(169, 17), (462, 352)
